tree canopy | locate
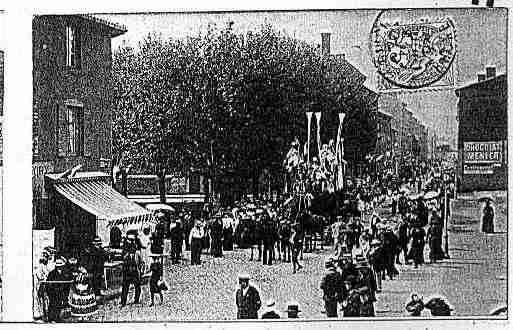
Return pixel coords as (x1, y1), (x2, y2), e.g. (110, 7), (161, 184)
(112, 24), (377, 199)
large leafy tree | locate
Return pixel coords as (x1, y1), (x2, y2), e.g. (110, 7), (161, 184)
(112, 24), (377, 202)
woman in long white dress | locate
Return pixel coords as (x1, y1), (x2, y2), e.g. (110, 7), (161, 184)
(140, 226), (152, 273)
(34, 255), (50, 321)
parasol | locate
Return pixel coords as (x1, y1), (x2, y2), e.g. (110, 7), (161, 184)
(423, 191), (440, 200)
(146, 204), (175, 212)
(477, 196), (494, 203)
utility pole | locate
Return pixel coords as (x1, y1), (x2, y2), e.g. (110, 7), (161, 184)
(443, 182), (451, 259)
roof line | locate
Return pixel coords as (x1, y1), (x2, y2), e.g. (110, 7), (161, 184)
(79, 14), (128, 36)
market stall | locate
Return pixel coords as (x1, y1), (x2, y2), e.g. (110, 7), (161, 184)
(45, 172), (157, 294)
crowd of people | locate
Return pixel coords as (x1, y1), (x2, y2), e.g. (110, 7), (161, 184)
(36, 153), (497, 321)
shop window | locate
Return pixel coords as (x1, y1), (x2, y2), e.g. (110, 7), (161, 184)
(66, 25), (81, 69)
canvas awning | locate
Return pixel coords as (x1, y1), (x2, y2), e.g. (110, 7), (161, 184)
(51, 174), (156, 227)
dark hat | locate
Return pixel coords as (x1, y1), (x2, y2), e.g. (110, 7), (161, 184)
(284, 301), (301, 313)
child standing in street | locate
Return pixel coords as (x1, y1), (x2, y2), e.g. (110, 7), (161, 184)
(149, 255), (164, 306)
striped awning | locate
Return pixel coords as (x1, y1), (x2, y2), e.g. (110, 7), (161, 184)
(53, 177), (156, 227)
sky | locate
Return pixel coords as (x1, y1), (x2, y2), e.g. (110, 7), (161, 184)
(98, 8), (507, 148)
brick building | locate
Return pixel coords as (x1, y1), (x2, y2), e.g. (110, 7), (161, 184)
(456, 68), (507, 192)
(32, 15), (154, 255)
(374, 109), (393, 157)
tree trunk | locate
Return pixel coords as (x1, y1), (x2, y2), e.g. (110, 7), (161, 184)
(158, 170), (166, 204)
(121, 169), (128, 197)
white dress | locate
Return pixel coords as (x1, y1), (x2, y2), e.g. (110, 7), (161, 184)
(33, 263), (49, 319)
(140, 234), (151, 273)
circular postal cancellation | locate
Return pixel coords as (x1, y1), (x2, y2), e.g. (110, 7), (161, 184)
(369, 10), (457, 89)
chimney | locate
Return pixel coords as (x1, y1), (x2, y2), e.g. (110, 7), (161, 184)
(321, 32), (331, 56)
(485, 66), (496, 79)
(477, 73), (486, 82)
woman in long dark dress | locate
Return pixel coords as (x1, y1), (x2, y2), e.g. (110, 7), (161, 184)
(408, 227), (426, 268)
(482, 200), (494, 233)
(223, 224), (234, 251)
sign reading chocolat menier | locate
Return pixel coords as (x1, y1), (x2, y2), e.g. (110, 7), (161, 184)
(463, 142), (502, 163)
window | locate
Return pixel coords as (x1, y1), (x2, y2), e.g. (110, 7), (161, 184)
(66, 26), (81, 69)
(58, 102), (84, 156)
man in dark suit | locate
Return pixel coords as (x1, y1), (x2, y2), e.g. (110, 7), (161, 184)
(46, 258), (72, 322)
(84, 236), (107, 297)
(320, 257), (345, 317)
(120, 234), (143, 307)
(262, 216), (276, 265)
(235, 273), (261, 319)
(169, 220), (184, 264)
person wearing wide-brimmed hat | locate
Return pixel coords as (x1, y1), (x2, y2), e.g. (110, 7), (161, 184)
(46, 257), (72, 322)
(396, 217), (409, 265)
(235, 273), (261, 319)
(261, 299), (280, 319)
(169, 218), (184, 264)
(84, 236), (108, 298)
(367, 239), (384, 292)
(427, 211), (444, 263)
(341, 275), (361, 317)
(120, 234), (143, 307)
(482, 198), (495, 233)
(320, 257), (345, 317)
(189, 220), (205, 265)
(407, 226), (426, 268)
(34, 253), (50, 321)
(149, 254), (164, 306)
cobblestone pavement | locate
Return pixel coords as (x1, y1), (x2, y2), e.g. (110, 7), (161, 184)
(87, 191), (507, 321)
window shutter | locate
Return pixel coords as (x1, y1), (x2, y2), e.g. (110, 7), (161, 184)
(57, 104), (68, 157)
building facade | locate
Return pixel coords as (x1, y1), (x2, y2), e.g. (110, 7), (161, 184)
(374, 109), (393, 157)
(378, 94), (427, 159)
(32, 15), (127, 228)
(456, 70), (507, 192)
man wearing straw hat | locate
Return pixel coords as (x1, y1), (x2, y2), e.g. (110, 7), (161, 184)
(235, 273), (261, 319)
(189, 220), (205, 265)
(46, 257), (72, 322)
(85, 236), (107, 298)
